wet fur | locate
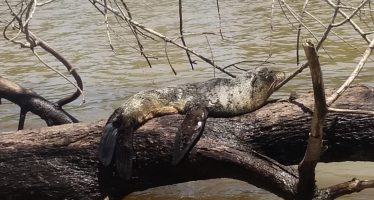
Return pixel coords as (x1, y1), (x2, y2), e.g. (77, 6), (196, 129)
(98, 67), (285, 179)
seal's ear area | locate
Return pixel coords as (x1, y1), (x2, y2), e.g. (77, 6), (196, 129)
(243, 66), (268, 79)
(255, 67), (276, 81)
(172, 105), (208, 165)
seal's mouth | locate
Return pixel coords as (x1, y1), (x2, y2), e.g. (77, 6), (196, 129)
(267, 71), (286, 97)
(272, 72), (286, 89)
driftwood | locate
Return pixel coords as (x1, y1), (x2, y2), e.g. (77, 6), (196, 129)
(0, 77), (79, 130)
(0, 85), (373, 200)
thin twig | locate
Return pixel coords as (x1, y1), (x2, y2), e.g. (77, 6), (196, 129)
(277, 0), (298, 30)
(104, 0), (115, 51)
(31, 32), (85, 106)
(22, 0), (36, 29)
(331, 0), (369, 27)
(223, 60), (275, 70)
(303, 10), (373, 62)
(119, 0), (152, 68)
(321, 178), (374, 199)
(269, 0), (274, 58)
(205, 35), (215, 78)
(296, 0), (309, 65)
(326, 38), (374, 106)
(32, 49), (85, 104)
(216, 0), (224, 40)
(89, 0), (234, 77)
(164, 41), (177, 75)
(3, 0), (85, 106)
(324, 0), (370, 43)
(4, 0), (24, 43)
(37, 0), (57, 6)
(179, 0), (195, 70)
(328, 107), (374, 115)
(275, 0), (343, 92)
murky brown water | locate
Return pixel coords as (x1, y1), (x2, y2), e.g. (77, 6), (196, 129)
(0, 0), (373, 199)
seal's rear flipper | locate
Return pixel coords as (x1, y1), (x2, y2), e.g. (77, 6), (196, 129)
(172, 105), (208, 165)
(115, 128), (134, 180)
(98, 123), (119, 166)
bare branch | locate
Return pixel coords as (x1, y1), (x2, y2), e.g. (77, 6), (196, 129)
(89, 0), (235, 77)
(269, 0), (275, 58)
(205, 35), (216, 77)
(324, 0), (370, 43)
(31, 49), (85, 105)
(0, 77), (78, 129)
(274, 0), (369, 92)
(216, 0), (224, 40)
(223, 60), (275, 70)
(36, 0), (57, 6)
(328, 107), (374, 115)
(326, 38), (374, 106)
(23, 0), (36, 31)
(331, 0), (369, 28)
(103, 0), (115, 51)
(278, 0), (321, 43)
(296, 0), (310, 65)
(179, 0), (195, 70)
(31, 32), (85, 106)
(297, 41), (327, 199)
(320, 178), (374, 199)
(3, 0), (85, 106)
(120, 0), (153, 68)
(303, 10), (372, 61)
(164, 41), (177, 75)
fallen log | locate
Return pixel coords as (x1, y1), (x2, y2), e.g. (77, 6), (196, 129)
(0, 85), (373, 200)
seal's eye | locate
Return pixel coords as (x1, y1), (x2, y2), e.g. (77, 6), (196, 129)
(257, 67), (267, 76)
(264, 70), (272, 79)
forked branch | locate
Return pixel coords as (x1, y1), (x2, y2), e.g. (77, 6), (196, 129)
(0, 77), (78, 129)
(3, 0), (84, 107)
(89, 0), (235, 77)
(2, 0), (83, 129)
(296, 41), (327, 199)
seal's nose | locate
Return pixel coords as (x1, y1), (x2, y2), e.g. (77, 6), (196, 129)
(275, 72), (286, 81)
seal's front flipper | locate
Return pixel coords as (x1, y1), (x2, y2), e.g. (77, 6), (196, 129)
(172, 105), (208, 165)
(98, 122), (119, 166)
(115, 128), (134, 180)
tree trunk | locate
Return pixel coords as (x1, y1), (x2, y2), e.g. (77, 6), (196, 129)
(0, 85), (373, 200)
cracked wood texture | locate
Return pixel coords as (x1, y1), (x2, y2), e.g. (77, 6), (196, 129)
(0, 85), (373, 200)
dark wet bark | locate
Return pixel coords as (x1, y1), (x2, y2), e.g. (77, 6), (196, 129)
(296, 41), (327, 200)
(0, 77), (78, 129)
(0, 85), (373, 200)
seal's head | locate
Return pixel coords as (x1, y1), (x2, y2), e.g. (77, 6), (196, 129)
(247, 67), (286, 98)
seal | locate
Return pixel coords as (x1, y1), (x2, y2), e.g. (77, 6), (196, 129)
(98, 67), (285, 179)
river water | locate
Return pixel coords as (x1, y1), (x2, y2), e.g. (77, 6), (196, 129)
(0, 0), (373, 199)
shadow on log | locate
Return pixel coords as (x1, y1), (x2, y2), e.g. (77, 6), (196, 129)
(0, 85), (373, 200)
